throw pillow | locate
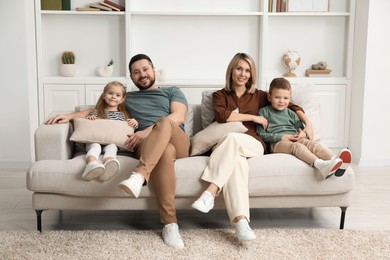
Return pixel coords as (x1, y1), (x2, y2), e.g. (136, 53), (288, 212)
(70, 118), (134, 150)
(291, 83), (322, 140)
(200, 89), (218, 129)
(190, 121), (248, 156)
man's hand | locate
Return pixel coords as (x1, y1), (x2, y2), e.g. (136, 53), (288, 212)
(124, 126), (152, 151)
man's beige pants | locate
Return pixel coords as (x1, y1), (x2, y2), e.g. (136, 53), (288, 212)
(134, 117), (190, 225)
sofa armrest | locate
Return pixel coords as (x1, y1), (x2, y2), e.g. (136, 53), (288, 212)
(34, 122), (74, 161)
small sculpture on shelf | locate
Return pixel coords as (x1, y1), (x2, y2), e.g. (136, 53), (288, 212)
(97, 59), (114, 77)
(60, 51), (76, 77)
(281, 50), (301, 77)
(306, 61), (332, 77)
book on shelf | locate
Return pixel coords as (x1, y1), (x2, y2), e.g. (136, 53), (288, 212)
(76, 7), (100, 11)
(306, 69), (332, 77)
(90, 3), (112, 11)
(104, 0), (125, 11)
(100, 0), (125, 11)
(269, 0), (287, 13)
(62, 0), (71, 10)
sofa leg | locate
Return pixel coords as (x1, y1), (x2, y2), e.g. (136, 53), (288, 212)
(339, 207), (347, 230)
(35, 210), (43, 232)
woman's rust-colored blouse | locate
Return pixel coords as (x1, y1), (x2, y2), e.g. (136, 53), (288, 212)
(212, 89), (304, 151)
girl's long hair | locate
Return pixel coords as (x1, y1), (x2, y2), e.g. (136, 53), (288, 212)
(94, 81), (129, 119)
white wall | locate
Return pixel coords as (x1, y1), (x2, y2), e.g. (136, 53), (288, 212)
(1, 0), (390, 167)
(351, 0), (390, 166)
(0, 0), (37, 168)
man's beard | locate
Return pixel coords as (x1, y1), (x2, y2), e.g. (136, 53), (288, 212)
(134, 76), (156, 90)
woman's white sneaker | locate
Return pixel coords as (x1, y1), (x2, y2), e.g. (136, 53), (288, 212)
(235, 219), (256, 241)
(191, 190), (215, 213)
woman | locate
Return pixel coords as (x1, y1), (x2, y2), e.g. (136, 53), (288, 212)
(191, 53), (313, 241)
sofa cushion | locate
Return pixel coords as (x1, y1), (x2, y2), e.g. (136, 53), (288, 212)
(184, 105), (194, 137)
(70, 118), (134, 150)
(190, 121), (248, 156)
(291, 84), (322, 140)
(27, 154), (354, 198)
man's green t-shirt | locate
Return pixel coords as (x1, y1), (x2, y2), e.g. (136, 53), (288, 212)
(125, 87), (188, 131)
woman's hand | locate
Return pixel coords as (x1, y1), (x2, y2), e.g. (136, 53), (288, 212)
(253, 115), (268, 130)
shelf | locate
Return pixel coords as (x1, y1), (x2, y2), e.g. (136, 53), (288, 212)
(265, 76), (349, 85)
(267, 12), (350, 17)
(130, 11), (263, 16)
(41, 10), (125, 15)
(41, 76), (126, 84)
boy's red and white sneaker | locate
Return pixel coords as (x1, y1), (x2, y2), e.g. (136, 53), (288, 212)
(335, 148), (352, 177)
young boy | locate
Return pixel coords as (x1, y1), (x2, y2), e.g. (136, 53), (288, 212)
(256, 77), (351, 179)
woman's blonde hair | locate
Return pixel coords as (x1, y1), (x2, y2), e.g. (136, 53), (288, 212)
(94, 81), (129, 119)
(224, 53), (257, 94)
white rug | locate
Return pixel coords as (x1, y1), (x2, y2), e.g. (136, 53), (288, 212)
(1, 228), (389, 259)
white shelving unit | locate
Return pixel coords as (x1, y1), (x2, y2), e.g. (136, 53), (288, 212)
(34, 0), (355, 148)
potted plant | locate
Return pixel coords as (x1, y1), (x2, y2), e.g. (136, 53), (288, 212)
(60, 51), (76, 77)
(97, 59), (114, 77)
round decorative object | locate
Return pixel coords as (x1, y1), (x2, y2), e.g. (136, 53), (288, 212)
(97, 65), (114, 77)
(281, 50), (301, 77)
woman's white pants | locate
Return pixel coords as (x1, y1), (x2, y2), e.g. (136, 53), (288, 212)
(201, 133), (264, 223)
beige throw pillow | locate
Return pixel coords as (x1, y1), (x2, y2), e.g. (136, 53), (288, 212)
(190, 121), (248, 156)
(70, 118), (134, 150)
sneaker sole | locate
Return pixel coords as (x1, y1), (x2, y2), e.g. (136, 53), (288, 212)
(118, 182), (139, 198)
(191, 203), (211, 213)
(325, 159), (343, 179)
(82, 167), (104, 181)
(100, 160), (119, 182)
(335, 149), (352, 177)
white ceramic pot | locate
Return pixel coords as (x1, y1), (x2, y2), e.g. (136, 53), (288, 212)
(60, 64), (76, 77)
(97, 65), (114, 77)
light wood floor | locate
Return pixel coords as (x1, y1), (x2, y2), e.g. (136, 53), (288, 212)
(1, 164), (389, 232)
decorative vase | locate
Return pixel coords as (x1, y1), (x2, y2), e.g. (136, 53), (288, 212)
(60, 64), (76, 77)
(97, 65), (114, 77)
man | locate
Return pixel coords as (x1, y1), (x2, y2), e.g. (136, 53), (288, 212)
(46, 54), (190, 249)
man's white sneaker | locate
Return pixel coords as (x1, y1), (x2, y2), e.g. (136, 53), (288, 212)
(162, 223), (184, 249)
(100, 158), (120, 182)
(235, 219), (256, 241)
(317, 158), (343, 179)
(191, 190), (215, 213)
(118, 172), (144, 198)
(82, 161), (105, 181)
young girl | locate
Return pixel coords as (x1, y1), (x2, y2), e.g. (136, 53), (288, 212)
(256, 77), (351, 179)
(82, 81), (138, 182)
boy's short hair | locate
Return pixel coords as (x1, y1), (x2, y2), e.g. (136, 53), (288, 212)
(269, 77), (291, 95)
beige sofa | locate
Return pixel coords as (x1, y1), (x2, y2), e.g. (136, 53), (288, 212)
(26, 103), (355, 232)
